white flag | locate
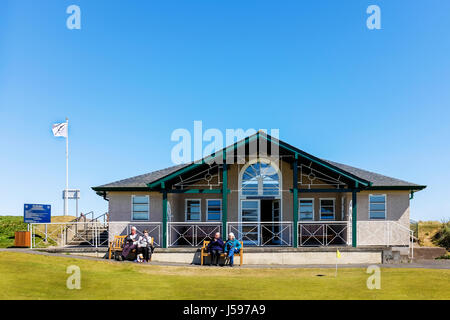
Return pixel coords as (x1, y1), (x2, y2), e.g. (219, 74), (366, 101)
(52, 122), (68, 138)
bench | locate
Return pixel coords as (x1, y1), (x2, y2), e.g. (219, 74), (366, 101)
(200, 240), (244, 266)
(108, 235), (154, 261)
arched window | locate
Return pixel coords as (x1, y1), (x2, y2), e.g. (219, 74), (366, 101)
(241, 162), (280, 196)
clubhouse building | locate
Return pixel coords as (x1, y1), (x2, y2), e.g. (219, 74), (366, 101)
(92, 132), (425, 252)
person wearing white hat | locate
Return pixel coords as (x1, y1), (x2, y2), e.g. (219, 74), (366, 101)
(121, 226), (139, 260)
(224, 232), (241, 267)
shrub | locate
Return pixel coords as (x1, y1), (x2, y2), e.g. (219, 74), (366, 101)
(432, 220), (450, 250)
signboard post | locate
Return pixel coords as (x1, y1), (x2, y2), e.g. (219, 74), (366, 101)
(63, 189), (80, 218)
(24, 204), (51, 224)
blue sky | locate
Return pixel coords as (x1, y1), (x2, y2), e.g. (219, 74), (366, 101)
(0, 0), (449, 221)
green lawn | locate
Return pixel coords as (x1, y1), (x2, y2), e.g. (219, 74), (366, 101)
(0, 215), (76, 248)
(0, 216), (28, 248)
(0, 252), (449, 300)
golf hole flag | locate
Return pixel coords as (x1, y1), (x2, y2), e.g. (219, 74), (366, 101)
(335, 250), (341, 277)
(52, 122), (68, 138)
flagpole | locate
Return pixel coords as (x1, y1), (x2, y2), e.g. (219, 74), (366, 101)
(65, 117), (69, 216)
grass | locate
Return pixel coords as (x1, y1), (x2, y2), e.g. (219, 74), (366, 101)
(417, 221), (443, 247)
(0, 216), (28, 248)
(0, 252), (449, 300)
(433, 221), (450, 250)
(0, 216), (76, 248)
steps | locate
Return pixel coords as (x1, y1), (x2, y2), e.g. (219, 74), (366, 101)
(66, 226), (109, 246)
(382, 247), (411, 263)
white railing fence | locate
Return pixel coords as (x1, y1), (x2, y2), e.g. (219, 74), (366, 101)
(30, 218), (414, 257)
(168, 222), (222, 247)
(127, 223), (162, 247)
(30, 221), (162, 249)
(297, 221), (349, 247)
(227, 222), (293, 246)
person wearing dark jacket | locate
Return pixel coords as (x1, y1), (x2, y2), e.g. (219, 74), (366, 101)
(207, 232), (224, 266)
(122, 226), (139, 260)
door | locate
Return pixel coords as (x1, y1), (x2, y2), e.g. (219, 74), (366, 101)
(240, 200), (260, 245)
(259, 199), (281, 245)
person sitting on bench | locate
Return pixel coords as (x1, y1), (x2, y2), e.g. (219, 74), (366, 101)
(122, 226), (139, 260)
(207, 232), (224, 266)
(137, 230), (154, 263)
(224, 232), (241, 267)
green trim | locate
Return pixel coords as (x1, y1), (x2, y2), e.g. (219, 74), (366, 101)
(263, 135), (370, 187)
(368, 185), (426, 191)
(222, 152), (228, 241)
(147, 163), (202, 188)
(147, 134), (260, 189)
(292, 154), (299, 248)
(352, 190), (357, 248)
(166, 189), (223, 194)
(92, 187), (150, 192)
(162, 182), (167, 248)
(145, 132), (370, 190)
(289, 188), (361, 193)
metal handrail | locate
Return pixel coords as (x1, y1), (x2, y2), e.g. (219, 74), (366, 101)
(389, 220), (416, 259)
(93, 212), (108, 223)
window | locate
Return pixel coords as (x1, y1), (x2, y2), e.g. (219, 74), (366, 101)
(207, 199), (222, 221)
(369, 194), (386, 219)
(320, 199), (335, 220)
(299, 199), (314, 220)
(132, 195), (149, 221)
(241, 162), (280, 196)
(186, 199), (201, 221)
(241, 200), (259, 221)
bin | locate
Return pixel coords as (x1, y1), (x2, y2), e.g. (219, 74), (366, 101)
(14, 231), (31, 247)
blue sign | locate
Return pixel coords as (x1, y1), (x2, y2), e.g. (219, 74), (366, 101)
(24, 204), (51, 223)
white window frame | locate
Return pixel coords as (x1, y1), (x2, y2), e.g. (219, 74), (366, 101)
(319, 198), (335, 221)
(131, 195), (150, 221)
(298, 198), (315, 221)
(369, 194), (387, 220)
(185, 199), (201, 222)
(239, 159), (282, 198)
(206, 199), (222, 222)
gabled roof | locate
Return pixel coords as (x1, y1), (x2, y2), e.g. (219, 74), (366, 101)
(92, 132), (426, 192)
(93, 163), (190, 190)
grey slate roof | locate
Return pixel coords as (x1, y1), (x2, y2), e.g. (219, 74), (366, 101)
(93, 159), (424, 190)
(94, 163), (190, 189)
(322, 159), (423, 188)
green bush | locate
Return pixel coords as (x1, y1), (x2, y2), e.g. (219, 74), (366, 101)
(432, 220), (450, 250)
